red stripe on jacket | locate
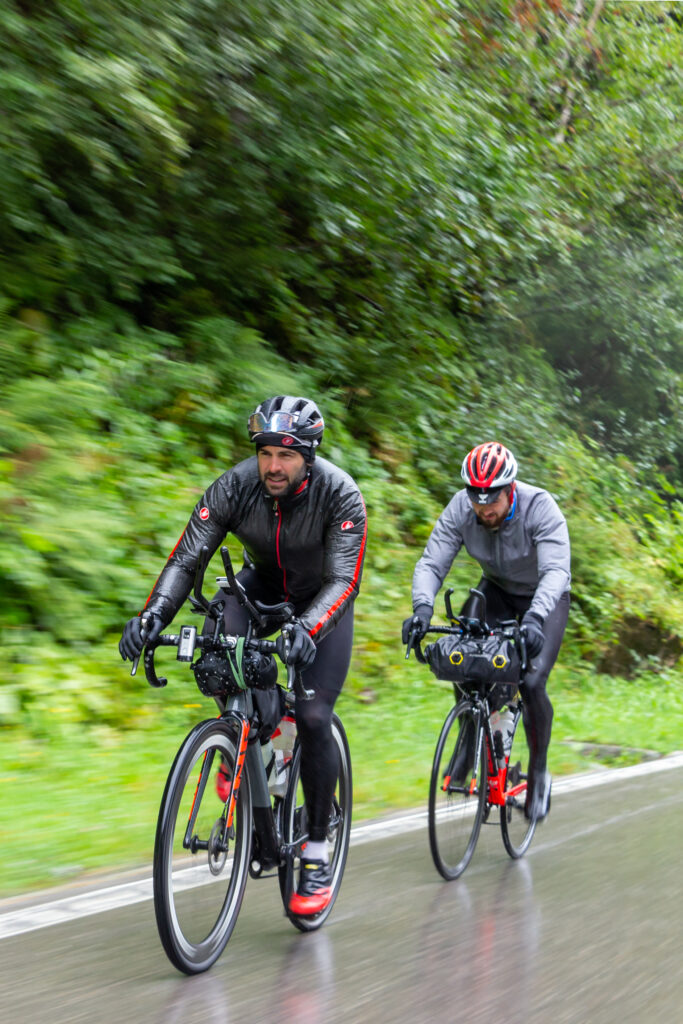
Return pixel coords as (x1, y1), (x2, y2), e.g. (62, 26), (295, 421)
(142, 528), (187, 611)
(308, 510), (367, 638)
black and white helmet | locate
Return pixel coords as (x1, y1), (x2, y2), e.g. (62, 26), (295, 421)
(247, 396), (324, 458)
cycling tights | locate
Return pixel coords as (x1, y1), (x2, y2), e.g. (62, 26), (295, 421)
(215, 568), (353, 843)
(462, 578), (570, 774)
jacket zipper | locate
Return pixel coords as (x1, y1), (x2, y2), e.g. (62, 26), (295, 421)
(274, 500), (290, 600)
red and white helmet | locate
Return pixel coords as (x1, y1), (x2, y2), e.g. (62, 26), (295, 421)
(461, 442), (517, 502)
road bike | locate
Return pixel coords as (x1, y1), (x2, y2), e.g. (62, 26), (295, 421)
(131, 544), (352, 974)
(406, 588), (536, 880)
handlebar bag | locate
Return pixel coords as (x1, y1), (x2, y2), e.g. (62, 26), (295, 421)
(193, 641), (278, 698)
(424, 633), (521, 694)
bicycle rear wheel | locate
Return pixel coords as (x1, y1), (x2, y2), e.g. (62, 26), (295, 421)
(279, 713), (352, 931)
(153, 718), (252, 974)
(500, 705), (537, 858)
(428, 700), (486, 880)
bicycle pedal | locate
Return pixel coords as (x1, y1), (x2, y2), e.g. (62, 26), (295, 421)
(249, 859), (278, 879)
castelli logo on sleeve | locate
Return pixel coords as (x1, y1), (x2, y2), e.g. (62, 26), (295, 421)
(341, 520), (354, 531)
(199, 507), (210, 520)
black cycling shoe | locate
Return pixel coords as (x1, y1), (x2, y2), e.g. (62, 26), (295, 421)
(525, 770), (552, 822)
(289, 857), (332, 916)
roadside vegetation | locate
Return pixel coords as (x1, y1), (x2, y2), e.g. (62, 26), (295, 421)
(1, 0), (681, 896)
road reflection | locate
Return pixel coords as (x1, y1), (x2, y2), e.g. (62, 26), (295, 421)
(272, 931), (334, 1022)
(158, 916), (335, 1024)
(162, 972), (234, 1024)
(413, 859), (540, 1023)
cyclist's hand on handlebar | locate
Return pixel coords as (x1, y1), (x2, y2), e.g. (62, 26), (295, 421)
(521, 611), (544, 659)
(401, 604), (432, 645)
(276, 621), (316, 670)
(119, 612), (164, 661)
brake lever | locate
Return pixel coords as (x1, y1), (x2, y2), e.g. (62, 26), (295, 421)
(444, 587), (457, 626)
(405, 625), (418, 660)
(405, 625), (429, 664)
(278, 624), (314, 700)
(518, 628), (528, 673)
(290, 665), (315, 701)
(131, 615), (149, 677)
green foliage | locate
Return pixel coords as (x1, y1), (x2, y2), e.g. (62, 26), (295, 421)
(0, 0), (680, 782)
(637, 496), (683, 589)
(0, 1), (190, 312)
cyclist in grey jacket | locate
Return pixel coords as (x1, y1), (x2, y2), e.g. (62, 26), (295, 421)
(403, 441), (570, 822)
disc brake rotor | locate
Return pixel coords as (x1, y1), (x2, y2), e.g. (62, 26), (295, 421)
(208, 818), (229, 876)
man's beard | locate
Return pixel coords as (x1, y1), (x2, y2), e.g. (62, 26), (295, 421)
(475, 509), (507, 531)
(262, 464), (308, 500)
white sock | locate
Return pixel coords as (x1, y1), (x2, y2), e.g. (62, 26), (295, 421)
(304, 840), (329, 863)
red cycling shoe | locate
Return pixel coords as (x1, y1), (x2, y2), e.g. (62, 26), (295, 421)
(288, 858), (332, 915)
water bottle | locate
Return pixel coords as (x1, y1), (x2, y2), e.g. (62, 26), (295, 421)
(267, 713), (296, 798)
(269, 749), (288, 798)
(271, 713), (296, 755)
(490, 709), (515, 757)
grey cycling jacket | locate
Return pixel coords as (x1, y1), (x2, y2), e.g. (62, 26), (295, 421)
(412, 482), (571, 622)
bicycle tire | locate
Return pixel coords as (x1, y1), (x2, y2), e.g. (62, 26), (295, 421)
(500, 705), (537, 858)
(428, 700), (487, 880)
(279, 713), (352, 931)
(153, 718), (252, 974)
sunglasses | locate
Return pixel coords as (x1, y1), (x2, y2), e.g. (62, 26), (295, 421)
(248, 411), (299, 434)
(466, 485), (507, 506)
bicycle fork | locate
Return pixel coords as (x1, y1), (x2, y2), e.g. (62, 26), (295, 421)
(182, 716), (251, 855)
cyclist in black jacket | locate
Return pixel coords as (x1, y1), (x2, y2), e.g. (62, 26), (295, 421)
(119, 395), (367, 915)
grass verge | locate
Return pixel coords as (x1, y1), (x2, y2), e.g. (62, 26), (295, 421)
(1, 663), (681, 900)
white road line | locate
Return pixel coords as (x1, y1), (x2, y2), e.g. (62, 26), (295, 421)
(1, 752), (682, 941)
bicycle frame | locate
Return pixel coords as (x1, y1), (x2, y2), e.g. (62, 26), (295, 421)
(465, 695), (525, 808)
(412, 589), (537, 879)
(221, 697), (287, 874)
(134, 542), (311, 870)
(136, 544), (353, 972)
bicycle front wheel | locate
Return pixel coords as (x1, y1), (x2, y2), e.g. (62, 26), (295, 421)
(500, 705), (537, 858)
(279, 713), (352, 931)
(153, 718), (252, 974)
(428, 700), (487, 880)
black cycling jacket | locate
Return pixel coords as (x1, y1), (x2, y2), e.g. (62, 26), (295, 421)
(142, 455), (367, 641)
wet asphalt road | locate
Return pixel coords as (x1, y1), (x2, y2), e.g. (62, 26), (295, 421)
(1, 764), (682, 1024)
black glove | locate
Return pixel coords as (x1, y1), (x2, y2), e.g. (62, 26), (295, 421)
(521, 612), (545, 659)
(277, 621), (316, 670)
(401, 604), (433, 645)
(119, 612), (164, 661)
